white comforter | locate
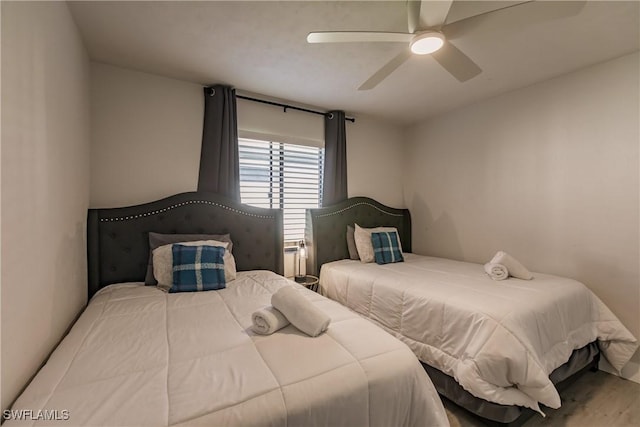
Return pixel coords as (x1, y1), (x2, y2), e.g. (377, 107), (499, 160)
(320, 254), (638, 413)
(7, 271), (448, 427)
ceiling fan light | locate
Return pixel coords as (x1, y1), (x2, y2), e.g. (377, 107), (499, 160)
(410, 32), (445, 55)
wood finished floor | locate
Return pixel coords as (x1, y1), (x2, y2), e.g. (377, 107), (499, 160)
(444, 371), (640, 427)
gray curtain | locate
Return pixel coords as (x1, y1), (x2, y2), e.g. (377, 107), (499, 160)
(322, 110), (348, 206)
(197, 85), (240, 201)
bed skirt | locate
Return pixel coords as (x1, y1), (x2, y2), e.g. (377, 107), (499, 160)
(423, 341), (600, 426)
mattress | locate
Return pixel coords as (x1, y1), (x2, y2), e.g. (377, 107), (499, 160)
(6, 271), (448, 427)
(320, 254), (638, 413)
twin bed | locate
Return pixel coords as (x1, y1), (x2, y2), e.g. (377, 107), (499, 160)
(6, 192), (447, 427)
(7, 192), (636, 427)
(306, 197), (638, 425)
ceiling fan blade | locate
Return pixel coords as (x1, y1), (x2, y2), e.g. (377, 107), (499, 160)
(407, 1), (421, 33)
(443, 1), (586, 41)
(307, 32), (412, 44)
(419, 0), (454, 29)
(444, 1), (530, 26)
(431, 40), (481, 82)
(358, 50), (412, 91)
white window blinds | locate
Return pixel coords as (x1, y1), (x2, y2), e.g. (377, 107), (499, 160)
(238, 138), (324, 242)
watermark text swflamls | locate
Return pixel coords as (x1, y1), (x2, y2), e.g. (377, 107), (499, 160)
(3, 409), (70, 421)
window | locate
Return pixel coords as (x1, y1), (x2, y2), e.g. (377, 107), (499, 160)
(238, 138), (324, 242)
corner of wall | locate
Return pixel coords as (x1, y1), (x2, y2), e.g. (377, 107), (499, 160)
(1, 0), (92, 411)
(599, 358), (640, 385)
(346, 114), (407, 208)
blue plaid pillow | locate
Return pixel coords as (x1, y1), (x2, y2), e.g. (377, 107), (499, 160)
(170, 244), (226, 293)
(371, 231), (404, 265)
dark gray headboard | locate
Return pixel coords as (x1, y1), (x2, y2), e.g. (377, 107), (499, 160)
(304, 197), (411, 276)
(87, 192), (283, 298)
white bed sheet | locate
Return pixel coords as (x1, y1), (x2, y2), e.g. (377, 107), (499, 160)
(320, 254), (638, 413)
(7, 271), (448, 427)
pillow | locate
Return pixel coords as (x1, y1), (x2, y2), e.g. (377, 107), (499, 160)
(153, 240), (236, 291)
(346, 225), (360, 260)
(371, 231), (404, 265)
(170, 244), (226, 292)
(145, 232), (233, 284)
(354, 224), (403, 263)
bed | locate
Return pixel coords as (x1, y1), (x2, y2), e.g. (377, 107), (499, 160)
(6, 192), (448, 427)
(305, 196), (638, 426)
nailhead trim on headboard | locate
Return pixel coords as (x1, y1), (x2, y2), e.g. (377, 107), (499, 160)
(100, 200), (275, 222)
(313, 202), (404, 218)
(303, 197), (411, 277)
(88, 192), (284, 298)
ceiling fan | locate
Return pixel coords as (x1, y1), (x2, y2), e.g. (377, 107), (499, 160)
(307, 0), (585, 90)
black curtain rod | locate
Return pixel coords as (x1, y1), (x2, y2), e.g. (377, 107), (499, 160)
(206, 87), (354, 122)
(236, 94), (355, 123)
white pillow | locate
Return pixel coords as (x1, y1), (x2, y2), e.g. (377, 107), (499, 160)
(354, 224), (403, 263)
(152, 240), (237, 291)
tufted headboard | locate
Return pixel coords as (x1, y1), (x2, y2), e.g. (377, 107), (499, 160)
(304, 197), (411, 276)
(87, 192), (283, 298)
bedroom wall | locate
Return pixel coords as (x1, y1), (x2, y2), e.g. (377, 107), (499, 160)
(403, 52), (640, 375)
(89, 62), (405, 209)
(1, 1), (91, 410)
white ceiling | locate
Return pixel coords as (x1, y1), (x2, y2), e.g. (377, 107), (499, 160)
(69, 1), (639, 125)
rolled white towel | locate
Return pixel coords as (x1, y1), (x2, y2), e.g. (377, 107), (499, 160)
(491, 251), (533, 280)
(484, 262), (509, 281)
(272, 286), (331, 337)
(251, 306), (290, 335)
